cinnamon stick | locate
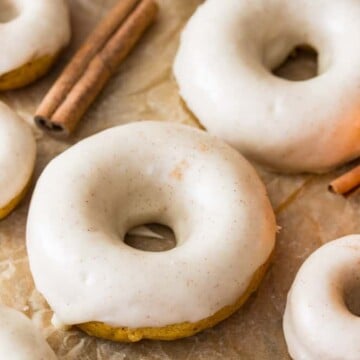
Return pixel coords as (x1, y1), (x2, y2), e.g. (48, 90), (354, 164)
(329, 165), (360, 195)
(35, 0), (158, 135)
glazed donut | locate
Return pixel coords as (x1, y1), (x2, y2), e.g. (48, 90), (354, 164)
(0, 102), (36, 219)
(0, 305), (56, 359)
(283, 235), (360, 360)
(174, 0), (360, 173)
(27, 121), (276, 342)
(0, 0), (71, 90)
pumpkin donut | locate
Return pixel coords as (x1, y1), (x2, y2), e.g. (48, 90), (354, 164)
(0, 305), (56, 359)
(27, 121), (276, 341)
(174, 0), (360, 173)
(284, 235), (360, 360)
(0, 0), (71, 90)
(0, 102), (36, 219)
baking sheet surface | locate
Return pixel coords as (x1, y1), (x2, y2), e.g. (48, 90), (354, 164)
(1, 0), (359, 359)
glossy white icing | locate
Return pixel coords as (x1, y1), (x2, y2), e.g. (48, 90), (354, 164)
(283, 235), (360, 360)
(0, 305), (56, 359)
(174, 0), (360, 173)
(0, 0), (71, 75)
(27, 121), (276, 328)
(0, 102), (36, 210)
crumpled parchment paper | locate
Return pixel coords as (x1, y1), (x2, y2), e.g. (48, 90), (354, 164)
(0, 0), (359, 359)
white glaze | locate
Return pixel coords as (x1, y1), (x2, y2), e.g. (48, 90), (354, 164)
(0, 305), (56, 359)
(0, 0), (71, 75)
(0, 102), (36, 210)
(27, 121), (276, 328)
(283, 235), (360, 360)
(174, 0), (360, 173)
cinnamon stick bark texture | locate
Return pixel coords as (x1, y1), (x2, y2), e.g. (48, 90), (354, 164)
(329, 165), (360, 195)
(35, 0), (158, 136)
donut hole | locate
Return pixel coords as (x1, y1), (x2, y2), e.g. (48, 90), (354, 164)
(272, 45), (318, 81)
(344, 275), (360, 317)
(0, 0), (20, 23)
(124, 224), (176, 252)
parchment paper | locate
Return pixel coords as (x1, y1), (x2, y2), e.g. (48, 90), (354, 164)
(0, 0), (360, 359)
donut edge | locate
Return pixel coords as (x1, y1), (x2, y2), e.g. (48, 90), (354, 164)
(0, 54), (59, 91)
(77, 255), (272, 342)
(0, 175), (32, 220)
